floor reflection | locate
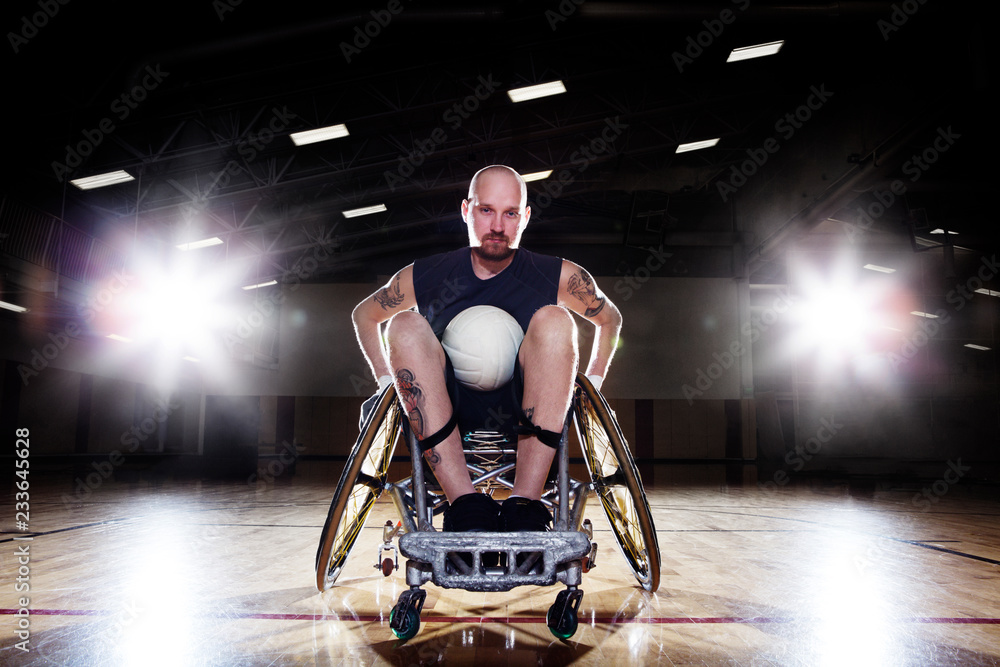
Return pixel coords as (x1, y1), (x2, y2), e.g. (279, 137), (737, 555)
(1, 472), (998, 666)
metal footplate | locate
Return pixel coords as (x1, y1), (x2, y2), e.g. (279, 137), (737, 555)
(400, 531), (591, 592)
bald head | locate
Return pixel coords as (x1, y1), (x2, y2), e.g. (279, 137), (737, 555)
(467, 165), (527, 209)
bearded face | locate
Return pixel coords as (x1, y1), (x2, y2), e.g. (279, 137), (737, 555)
(462, 169), (529, 264)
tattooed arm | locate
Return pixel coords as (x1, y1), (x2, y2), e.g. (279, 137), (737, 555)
(558, 260), (622, 381)
(352, 265), (417, 382)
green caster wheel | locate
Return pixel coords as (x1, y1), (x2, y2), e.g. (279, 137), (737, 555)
(390, 605), (421, 640)
(546, 602), (579, 639)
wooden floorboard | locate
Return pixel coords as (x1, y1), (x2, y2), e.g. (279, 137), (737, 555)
(3, 465), (999, 666)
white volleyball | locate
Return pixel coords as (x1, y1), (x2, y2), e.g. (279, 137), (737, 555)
(442, 306), (524, 391)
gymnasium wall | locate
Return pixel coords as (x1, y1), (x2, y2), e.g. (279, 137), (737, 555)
(0, 276), (753, 471)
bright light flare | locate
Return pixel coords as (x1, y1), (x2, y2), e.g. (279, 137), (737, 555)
(785, 255), (913, 384)
(89, 249), (245, 390)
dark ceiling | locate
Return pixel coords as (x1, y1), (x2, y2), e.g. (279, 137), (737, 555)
(2, 1), (993, 312)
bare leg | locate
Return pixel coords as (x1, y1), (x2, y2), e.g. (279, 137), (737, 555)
(384, 311), (475, 502)
(512, 305), (579, 500)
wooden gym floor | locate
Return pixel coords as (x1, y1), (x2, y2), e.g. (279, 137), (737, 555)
(2, 462), (999, 666)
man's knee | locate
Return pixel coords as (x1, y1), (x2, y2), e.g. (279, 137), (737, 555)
(525, 305), (576, 346)
(385, 310), (434, 349)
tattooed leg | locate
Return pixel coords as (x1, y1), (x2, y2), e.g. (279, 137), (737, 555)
(394, 368), (425, 439)
(385, 311), (475, 502)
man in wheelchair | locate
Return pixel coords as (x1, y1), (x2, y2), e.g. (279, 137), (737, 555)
(352, 165), (622, 535)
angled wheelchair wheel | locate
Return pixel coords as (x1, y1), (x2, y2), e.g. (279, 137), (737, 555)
(572, 375), (661, 592)
(315, 384), (402, 592)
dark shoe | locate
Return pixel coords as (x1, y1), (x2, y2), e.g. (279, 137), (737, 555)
(500, 496), (552, 532)
(443, 492), (501, 532)
(442, 493), (502, 569)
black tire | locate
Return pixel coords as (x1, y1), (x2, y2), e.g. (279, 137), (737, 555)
(572, 375), (661, 592)
(315, 385), (401, 592)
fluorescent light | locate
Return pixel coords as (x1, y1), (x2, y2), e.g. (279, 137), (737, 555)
(70, 170), (134, 190)
(910, 311), (939, 319)
(930, 228), (958, 234)
(176, 237), (223, 251)
(290, 124), (349, 146)
(0, 300), (28, 313)
(975, 288), (1000, 297)
(965, 344), (991, 351)
(727, 40), (784, 63)
(107, 334), (132, 343)
(863, 264), (896, 273)
(342, 204), (386, 218)
(522, 170), (553, 182)
(242, 280), (278, 291)
(677, 138), (720, 153)
(676, 138), (720, 153)
(507, 81), (566, 103)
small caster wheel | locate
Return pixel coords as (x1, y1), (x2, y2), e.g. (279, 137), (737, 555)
(546, 603), (578, 639)
(381, 557), (395, 577)
(390, 605), (420, 640)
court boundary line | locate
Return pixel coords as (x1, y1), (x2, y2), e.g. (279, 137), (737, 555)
(3, 609), (999, 625)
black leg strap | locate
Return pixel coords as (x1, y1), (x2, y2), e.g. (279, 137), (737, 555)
(513, 412), (563, 449)
(509, 358), (563, 449)
(415, 411), (458, 453)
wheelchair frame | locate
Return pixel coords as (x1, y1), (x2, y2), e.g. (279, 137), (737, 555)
(315, 374), (660, 639)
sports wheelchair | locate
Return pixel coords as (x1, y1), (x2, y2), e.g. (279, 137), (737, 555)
(315, 374), (660, 640)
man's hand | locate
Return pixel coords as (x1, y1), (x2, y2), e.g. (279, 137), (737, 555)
(359, 375), (394, 432)
(359, 393), (380, 431)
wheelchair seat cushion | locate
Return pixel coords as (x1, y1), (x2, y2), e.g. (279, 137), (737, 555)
(442, 492), (502, 532)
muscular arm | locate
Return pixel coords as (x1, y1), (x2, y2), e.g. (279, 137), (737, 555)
(558, 260), (623, 380)
(352, 265), (417, 382)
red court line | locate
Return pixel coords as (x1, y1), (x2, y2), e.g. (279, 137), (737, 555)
(3, 609), (1000, 624)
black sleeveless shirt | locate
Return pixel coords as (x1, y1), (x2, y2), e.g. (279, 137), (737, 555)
(413, 248), (563, 338)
